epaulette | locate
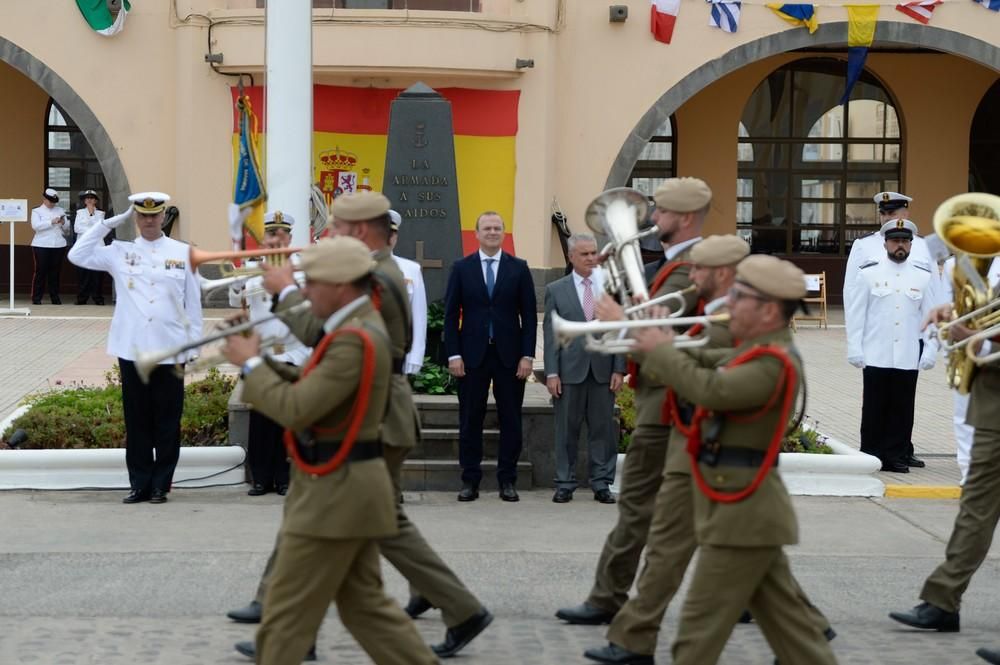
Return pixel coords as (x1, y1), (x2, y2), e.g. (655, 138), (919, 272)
(859, 259), (879, 270)
(912, 260), (931, 273)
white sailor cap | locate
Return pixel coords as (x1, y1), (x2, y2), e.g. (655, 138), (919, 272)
(128, 192), (170, 215)
(43, 188), (59, 203)
(880, 218), (918, 239)
(874, 191), (912, 212)
(264, 210), (294, 230)
(389, 209), (402, 231)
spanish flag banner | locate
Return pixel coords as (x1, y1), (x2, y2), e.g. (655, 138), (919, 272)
(841, 5), (878, 104)
(232, 95), (267, 244)
(232, 85), (519, 255)
(767, 4), (819, 33)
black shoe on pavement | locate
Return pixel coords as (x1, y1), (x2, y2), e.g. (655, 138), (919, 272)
(404, 595), (433, 619)
(431, 608), (493, 658)
(226, 600), (262, 623)
(499, 483), (519, 502)
(247, 483), (270, 496)
(881, 460), (910, 473)
(275, 484), (289, 496)
(584, 643), (654, 665)
(149, 489), (167, 504)
(555, 602), (616, 625)
(122, 490), (149, 504)
(906, 454), (926, 468)
(457, 484), (479, 502)
(50, 297), (62, 305)
(978, 647), (1000, 664)
(889, 602), (960, 632)
(553, 488), (573, 503)
(234, 640), (316, 661)
(594, 489), (616, 504)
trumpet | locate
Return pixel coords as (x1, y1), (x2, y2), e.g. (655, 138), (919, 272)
(624, 284), (696, 318)
(964, 325), (1000, 366)
(551, 312), (729, 355)
(188, 245), (301, 272)
(134, 300), (312, 383)
(198, 272), (255, 295)
(182, 335), (287, 375)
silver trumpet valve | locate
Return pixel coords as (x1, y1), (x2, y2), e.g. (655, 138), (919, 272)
(551, 311), (729, 355)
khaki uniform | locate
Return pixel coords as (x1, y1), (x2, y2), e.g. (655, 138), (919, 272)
(242, 299), (437, 665)
(274, 249), (481, 628)
(640, 328), (837, 665)
(586, 245), (700, 612)
(921, 365), (1000, 612)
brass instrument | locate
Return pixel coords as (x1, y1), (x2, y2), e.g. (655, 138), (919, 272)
(624, 284), (696, 318)
(198, 272), (256, 295)
(551, 312), (729, 355)
(134, 300), (312, 383)
(183, 335), (286, 375)
(188, 245), (300, 273)
(585, 187), (657, 312)
(932, 192), (1000, 393)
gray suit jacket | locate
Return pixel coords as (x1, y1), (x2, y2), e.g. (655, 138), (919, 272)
(543, 273), (625, 385)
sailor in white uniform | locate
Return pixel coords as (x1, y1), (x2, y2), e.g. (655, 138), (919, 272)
(73, 190), (107, 305)
(389, 210), (428, 375)
(29, 188), (68, 305)
(68, 192), (203, 504)
(845, 219), (939, 473)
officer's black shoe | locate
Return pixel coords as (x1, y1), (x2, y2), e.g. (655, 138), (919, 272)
(499, 483), (519, 502)
(275, 484), (289, 496)
(234, 640), (316, 661)
(555, 602), (617, 625)
(977, 647), (1000, 664)
(149, 489), (167, 504)
(553, 488), (573, 503)
(738, 609), (754, 623)
(31, 299), (41, 305)
(247, 483), (270, 496)
(94, 298), (105, 306)
(457, 484), (479, 502)
(906, 454), (926, 468)
(50, 297), (62, 305)
(889, 602), (960, 632)
(583, 642), (654, 664)
(122, 490), (149, 504)
(75, 299), (87, 305)
(404, 595), (433, 619)
(880, 460), (910, 473)
(431, 608), (493, 658)
(595, 489), (616, 504)
(227, 600), (263, 623)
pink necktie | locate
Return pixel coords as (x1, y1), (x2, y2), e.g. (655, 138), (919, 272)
(582, 277), (594, 321)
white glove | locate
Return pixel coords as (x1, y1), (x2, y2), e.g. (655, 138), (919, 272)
(404, 362), (423, 375)
(919, 352), (937, 371)
(103, 208), (134, 229)
(848, 356), (865, 369)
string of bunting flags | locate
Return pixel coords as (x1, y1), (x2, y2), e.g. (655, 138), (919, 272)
(651, 0), (999, 42)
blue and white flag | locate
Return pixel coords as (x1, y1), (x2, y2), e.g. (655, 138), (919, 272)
(708, 0), (742, 32)
(973, 0), (1000, 11)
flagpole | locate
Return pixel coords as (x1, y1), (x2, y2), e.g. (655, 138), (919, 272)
(266, 0), (313, 247)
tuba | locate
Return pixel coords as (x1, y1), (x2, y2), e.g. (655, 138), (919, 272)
(932, 192), (1000, 393)
(586, 187), (658, 312)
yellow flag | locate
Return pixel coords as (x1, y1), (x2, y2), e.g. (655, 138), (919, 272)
(846, 5), (878, 47)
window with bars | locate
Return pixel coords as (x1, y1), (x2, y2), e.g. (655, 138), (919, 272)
(737, 58), (901, 256)
(628, 116), (677, 253)
(45, 100), (110, 218)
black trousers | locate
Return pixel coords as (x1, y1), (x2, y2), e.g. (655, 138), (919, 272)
(76, 267), (106, 304)
(119, 358), (185, 494)
(248, 409), (290, 489)
(458, 345), (526, 487)
(30, 246), (64, 303)
(860, 365), (919, 464)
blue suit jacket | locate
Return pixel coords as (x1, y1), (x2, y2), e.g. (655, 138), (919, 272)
(444, 251), (537, 369)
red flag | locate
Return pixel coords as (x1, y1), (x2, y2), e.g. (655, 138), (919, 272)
(651, 0), (681, 43)
(895, 0), (942, 24)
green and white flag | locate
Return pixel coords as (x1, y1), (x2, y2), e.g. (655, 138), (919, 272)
(75, 0), (132, 37)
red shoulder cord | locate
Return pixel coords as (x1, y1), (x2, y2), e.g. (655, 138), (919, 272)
(685, 346), (797, 504)
(370, 281), (383, 311)
(283, 327), (376, 477)
(627, 260), (693, 388)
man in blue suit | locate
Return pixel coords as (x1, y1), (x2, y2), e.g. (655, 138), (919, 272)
(444, 211), (537, 502)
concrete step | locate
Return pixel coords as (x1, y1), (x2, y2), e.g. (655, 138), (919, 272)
(415, 428), (500, 459)
(401, 459), (533, 492)
(415, 399), (498, 429)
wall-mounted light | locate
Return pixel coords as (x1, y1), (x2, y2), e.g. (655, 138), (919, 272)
(609, 5), (629, 22)
(515, 58), (535, 69)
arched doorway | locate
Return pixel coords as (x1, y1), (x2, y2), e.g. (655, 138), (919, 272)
(970, 78), (1000, 194)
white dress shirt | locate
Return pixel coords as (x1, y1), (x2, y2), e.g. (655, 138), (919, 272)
(30, 204), (68, 248)
(572, 267), (605, 314)
(845, 254), (938, 370)
(665, 236), (702, 262)
(73, 208), (105, 236)
(392, 254), (427, 375)
(68, 214), (203, 363)
(228, 258), (310, 367)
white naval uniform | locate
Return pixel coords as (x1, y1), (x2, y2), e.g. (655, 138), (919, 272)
(391, 253), (427, 375)
(30, 204), (68, 248)
(68, 213), (203, 362)
(73, 208), (105, 236)
(943, 257), (1000, 484)
(843, 231), (943, 316)
(846, 255), (938, 370)
(228, 260), (310, 367)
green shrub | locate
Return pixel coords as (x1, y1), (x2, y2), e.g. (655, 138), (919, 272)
(781, 422), (833, 454)
(409, 358), (457, 395)
(616, 384), (635, 453)
(2, 367), (236, 449)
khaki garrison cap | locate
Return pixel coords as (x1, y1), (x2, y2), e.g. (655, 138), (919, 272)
(331, 190), (391, 222)
(691, 235), (750, 267)
(736, 255), (806, 300)
(652, 177), (712, 212)
(299, 236), (376, 284)
(129, 192), (170, 215)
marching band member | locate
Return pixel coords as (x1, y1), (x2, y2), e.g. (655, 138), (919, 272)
(388, 209), (427, 374)
(73, 190), (107, 305)
(228, 211), (309, 496)
(29, 188), (68, 305)
(68, 192), (202, 504)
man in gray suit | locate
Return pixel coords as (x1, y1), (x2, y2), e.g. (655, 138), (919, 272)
(543, 233), (625, 504)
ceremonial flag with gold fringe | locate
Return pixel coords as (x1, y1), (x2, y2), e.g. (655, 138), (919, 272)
(232, 95), (266, 245)
(840, 5), (878, 105)
(767, 4), (818, 33)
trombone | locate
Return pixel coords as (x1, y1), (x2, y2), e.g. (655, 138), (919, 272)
(134, 300), (312, 383)
(551, 312), (729, 355)
(964, 325), (1000, 366)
